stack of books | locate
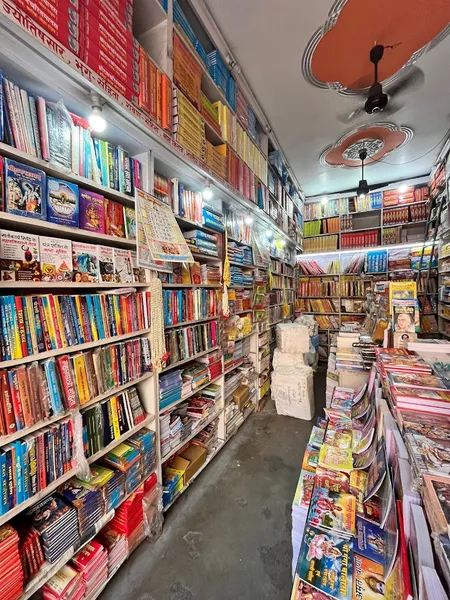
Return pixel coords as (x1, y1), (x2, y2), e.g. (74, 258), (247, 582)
(26, 495), (80, 564)
(41, 564), (84, 600)
(181, 361), (210, 391)
(108, 486), (146, 555)
(138, 47), (171, 130)
(128, 429), (156, 480)
(183, 230), (219, 257)
(0, 524), (24, 600)
(58, 479), (105, 539)
(71, 539), (108, 600)
(103, 443), (141, 495)
(16, 523), (45, 585)
(173, 33), (202, 110)
(96, 524), (127, 578)
(83, 465), (124, 514)
(172, 87), (205, 161)
(200, 264), (221, 285)
(159, 369), (183, 410)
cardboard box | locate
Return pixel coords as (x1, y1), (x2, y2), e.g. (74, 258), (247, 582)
(232, 384), (249, 409)
(180, 444), (207, 483)
(170, 456), (189, 485)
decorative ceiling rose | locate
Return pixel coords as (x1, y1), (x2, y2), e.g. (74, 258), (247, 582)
(320, 123), (413, 168)
(342, 139), (385, 161)
(302, 0), (450, 94)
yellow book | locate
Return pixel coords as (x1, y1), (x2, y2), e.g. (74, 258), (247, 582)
(318, 444), (353, 472)
(112, 296), (121, 334)
(110, 396), (121, 439)
(52, 296), (67, 348)
(42, 296), (58, 350)
(24, 297), (38, 354)
(72, 353), (91, 405)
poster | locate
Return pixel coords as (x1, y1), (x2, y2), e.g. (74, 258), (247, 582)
(136, 188), (194, 263)
(137, 217), (173, 273)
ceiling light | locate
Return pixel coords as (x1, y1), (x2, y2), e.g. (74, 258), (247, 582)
(280, 239), (286, 247)
(265, 229), (273, 239)
(244, 214), (253, 225)
(321, 196), (328, 205)
(202, 183), (213, 200)
(88, 93), (106, 133)
(398, 184), (408, 194)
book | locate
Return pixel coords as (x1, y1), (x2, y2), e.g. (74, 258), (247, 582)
(72, 242), (99, 283)
(387, 371), (450, 391)
(105, 200), (125, 238)
(46, 177), (79, 227)
(352, 553), (385, 599)
(113, 248), (133, 283)
(0, 231), (41, 281)
(124, 207), (136, 240)
(4, 158), (46, 219)
(39, 236), (73, 282)
(79, 188), (105, 233)
(98, 245), (115, 283)
(318, 444), (353, 472)
(423, 474), (450, 535)
(308, 487), (356, 536)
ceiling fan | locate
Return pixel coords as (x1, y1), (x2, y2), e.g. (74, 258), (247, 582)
(339, 148), (388, 197)
(338, 44), (425, 124)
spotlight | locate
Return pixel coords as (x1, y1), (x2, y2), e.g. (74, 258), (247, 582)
(398, 184), (408, 194)
(280, 239), (286, 247)
(321, 196), (328, 205)
(88, 93), (106, 133)
(244, 214), (253, 225)
(265, 229), (273, 239)
(202, 183), (213, 200)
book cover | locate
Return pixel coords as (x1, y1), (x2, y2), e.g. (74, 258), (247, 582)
(98, 245), (115, 282)
(39, 236), (73, 282)
(352, 553), (385, 599)
(308, 487), (356, 536)
(315, 467), (350, 494)
(46, 178), (79, 227)
(423, 474), (450, 533)
(293, 469), (316, 509)
(72, 242), (99, 283)
(4, 158), (46, 219)
(124, 207), (136, 240)
(318, 445), (353, 472)
(0, 231), (41, 281)
(388, 371), (449, 391)
(296, 525), (353, 600)
(113, 248), (133, 283)
(105, 200), (125, 238)
(79, 188), (105, 233)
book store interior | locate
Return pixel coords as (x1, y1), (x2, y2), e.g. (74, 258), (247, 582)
(1, 1), (450, 599)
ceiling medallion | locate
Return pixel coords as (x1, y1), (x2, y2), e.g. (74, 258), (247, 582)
(320, 123), (413, 168)
(342, 139), (385, 161)
(302, 0), (450, 94)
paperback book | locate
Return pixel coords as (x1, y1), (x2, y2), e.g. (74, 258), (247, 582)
(0, 231), (41, 281)
(46, 177), (79, 227)
(39, 236), (73, 282)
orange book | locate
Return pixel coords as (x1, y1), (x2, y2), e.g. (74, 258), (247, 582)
(16, 365), (34, 427)
(161, 73), (171, 131)
(156, 69), (162, 126)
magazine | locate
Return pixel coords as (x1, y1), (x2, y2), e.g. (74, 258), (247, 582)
(308, 487), (356, 536)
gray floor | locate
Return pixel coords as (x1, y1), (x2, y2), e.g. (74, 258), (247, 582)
(102, 369), (326, 600)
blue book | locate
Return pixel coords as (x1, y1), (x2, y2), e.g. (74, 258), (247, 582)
(22, 301), (33, 356)
(0, 453), (7, 515)
(21, 440), (30, 501)
(32, 297), (45, 353)
(43, 359), (64, 415)
(3, 446), (14, 509)
(11, 441), (23, 505)
(0, 298), (11, 360)
(92, 295), (105, 339)
(68, 296), (84, 343)
(85, 295), (98, 339)
(4, 158), (46, 220)
(46, 177), (79, 227)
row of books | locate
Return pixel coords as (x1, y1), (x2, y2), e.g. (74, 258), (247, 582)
(314, 315), (340, 329)
(163, 288), (219, 327)
(341, 230), (379, 249)
(1, 78), (142, 193)
(82, 386), (146, 459)
(164, 321), (219, 368)
(303, 234), (338, 253)
(1, 416), (75, 516)
(230, 266), (254, 287)
(138, 46), (171, 131)
(297, 259), (339, 276)
(183, 229), (220, 258)
(0, 291), (151, 362)
(297, 280), (339, 297)
(172, 85), (206, 161)
(383, 203), (428, 225)
(0, 231), (142, 284)
(2, 156), (137, 239)
(227, 241), (253, 265)
(296, 299), (338, 314)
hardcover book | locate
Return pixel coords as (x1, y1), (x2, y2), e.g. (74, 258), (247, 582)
(4, 158), (46, 220)
(0, 231), (41, 281)
(46, 178), (79, 227)
(39, 236), (72, 282)
(79, 188), (105, 233)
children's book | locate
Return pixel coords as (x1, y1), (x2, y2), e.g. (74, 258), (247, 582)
(308, 487), (356, 536)
(46, 177), (79, 227)
(0, 231), (41, 281)
(79, 188), (105, 233)
(72, 242), (99, 283)
(39, 236), (72, 282)
(295, 524), (353, 600)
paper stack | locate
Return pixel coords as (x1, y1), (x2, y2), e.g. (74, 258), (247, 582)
(72, 540), (108, 600)
(96, 525), (128, 577)
(0, 524), (24, 600)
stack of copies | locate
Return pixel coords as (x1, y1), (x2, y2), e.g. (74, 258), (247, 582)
(336, 346), (365, 371)
(72, 540), (108, 600)
(97, 525), (128, 577)
(27, 495), (80, 564)
(200, 264), (221, 285)
(0, 524), (24, 600)
(159, 370), (183, 410)
(193, 417), (219, 454)
(160, 412), (172, 458)
(182, 362), (209, 392)
(41, 564), (84, 600)
(110, 487), (146, 554)
(103, 443), (141, 495)
(58, 479), (105, 539)
(80, 465), (123, 514)
(128, 429), (157, 479)
(17, 525), (45, 585)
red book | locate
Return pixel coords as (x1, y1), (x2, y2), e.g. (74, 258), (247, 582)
(56, 356), (78, 410)
(8, 370), (25, 430)
(161, 73), (171, 131)
(0, 370), (15, 434)
(16, 365), (34, 428)
(35, 432), (47, 490)
(14, 297), (28, 358)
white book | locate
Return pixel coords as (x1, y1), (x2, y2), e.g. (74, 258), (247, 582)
(113, 248), (133, 283)
(14, 84), (30, 154)
(4, 79), (23, 151)
(28, 96), (43, 159)
(410, 504), (434, 583)
(20, 88), (36, 157)
(0, 230), (40, 281)
(39, 236), (73, 282)
(419, 566), (447, 599)
(71, 125), (80, 175)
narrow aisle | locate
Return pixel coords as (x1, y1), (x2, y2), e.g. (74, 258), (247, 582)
(102, 371), (326, 600)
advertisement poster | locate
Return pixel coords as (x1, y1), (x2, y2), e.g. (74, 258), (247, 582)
(136, 188), (193, 263)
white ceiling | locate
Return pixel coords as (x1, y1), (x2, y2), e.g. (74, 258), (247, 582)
(203, 0), (450, 197)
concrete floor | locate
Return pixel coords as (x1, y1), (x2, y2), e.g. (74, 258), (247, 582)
(102, 369), (325, 600)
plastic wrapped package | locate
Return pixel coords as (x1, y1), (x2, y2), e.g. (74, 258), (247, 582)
(294, 315), (318, 337)
(271, 365), (315, 420)
(273, 348), (308, 370)
(143, 478), (164, 543)
(276, 323), (310, 354)
(73, 411), (91, 481)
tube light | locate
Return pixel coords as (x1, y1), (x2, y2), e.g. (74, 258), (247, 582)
(244, 215), (253, 225)
(298, 241), (433, 259)
(202, 184), (213, 200)
(88, 93), (106, 133)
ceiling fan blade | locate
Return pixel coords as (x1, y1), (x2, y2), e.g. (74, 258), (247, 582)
(387, 66), (425, 97)
(337, 106), (366, 124)
(381, 99), (405, 117)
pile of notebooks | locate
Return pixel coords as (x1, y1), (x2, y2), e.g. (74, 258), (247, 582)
(103, 443), (142, 495)
(0, 524), (24, 600)
(58, 479), (105, 540)
(96, 524), (128, 578)
(159, 370), (183, 410)
(71, 540), (108, 600)
(183, 230), (219, 257)
(27, 495), (80, 564)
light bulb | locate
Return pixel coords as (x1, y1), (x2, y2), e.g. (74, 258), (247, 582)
(280, 239), (286, 247)
(265, 229), (273, 238)
(244, 215), (253, 225)
(358, 193), (365, 200)
(202, 185), (213, 200)
(89, 110), (106, 133)
(398, 184), (408, 194)
(321, 196), (328, 205)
